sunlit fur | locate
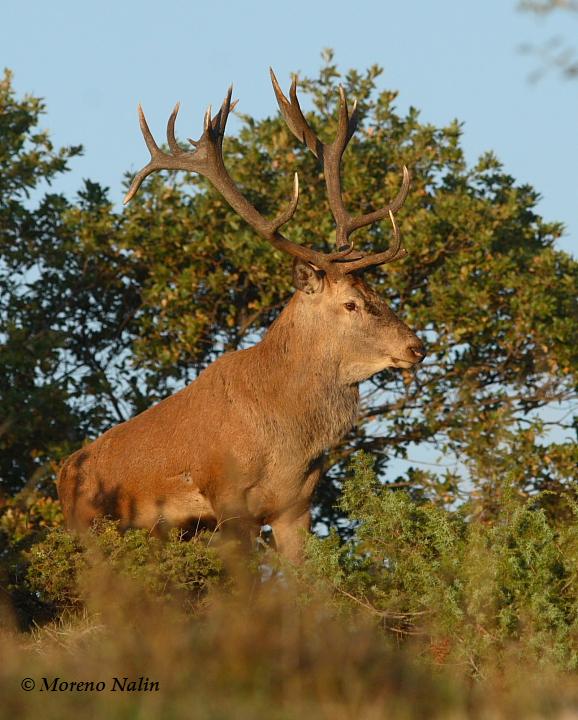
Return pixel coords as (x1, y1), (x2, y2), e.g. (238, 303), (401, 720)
(58, 268), (423, 563)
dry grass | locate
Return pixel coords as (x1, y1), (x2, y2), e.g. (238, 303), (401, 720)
(2, 555), (578, 720)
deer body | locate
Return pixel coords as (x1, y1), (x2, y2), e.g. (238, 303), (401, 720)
(57, 71), (425, 562)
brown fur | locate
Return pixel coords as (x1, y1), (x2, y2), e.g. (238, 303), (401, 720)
(58, 270), (424, 562)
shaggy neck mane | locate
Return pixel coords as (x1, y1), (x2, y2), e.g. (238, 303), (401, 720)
(245, 293), (359, 454)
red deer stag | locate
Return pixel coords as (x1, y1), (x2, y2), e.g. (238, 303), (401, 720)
(57, 70), (425, 563)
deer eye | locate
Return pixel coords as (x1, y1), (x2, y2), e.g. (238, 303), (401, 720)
(344, 301), (357, 312)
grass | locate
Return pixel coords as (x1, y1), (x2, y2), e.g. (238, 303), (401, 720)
(2, 553), (578, 720)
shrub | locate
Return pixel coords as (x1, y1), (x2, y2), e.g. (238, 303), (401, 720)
(0, 495), (223, 628)
(306, 452), (578, 672)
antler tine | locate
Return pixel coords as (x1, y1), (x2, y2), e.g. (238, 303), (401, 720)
(210, 86), (235, 141)
(347, 98), (358, 144)
(187, 93), (238, 150)
(269, 173), (300, 232)
(340, 209), (407, 273)
(348, 165), (411, 233)
(270, 68), (322, 158)
(123, 104), (172, 204)
(138, 103), (160, 157)
(318, 84), (359, 250)
(203, 104), (212, 133)
(167, 102), (182, 155)
(335, 86), (351, 155)
(123, 164), (154, 205)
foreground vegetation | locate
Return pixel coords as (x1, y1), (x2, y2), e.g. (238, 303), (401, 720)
(2, 455), (578, 718)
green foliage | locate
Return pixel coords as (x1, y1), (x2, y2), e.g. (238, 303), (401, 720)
(0, 492), (65, 625)
(0, 70), (143, 495)
(0, 497), (222, 628)
(25, 527), (85, 609)
(307, 452), (578, 672)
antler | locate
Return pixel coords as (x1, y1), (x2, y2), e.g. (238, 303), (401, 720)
(124, 77), (411, 280)
(270, 69), (411, 272)
(124, 88), (357, 271)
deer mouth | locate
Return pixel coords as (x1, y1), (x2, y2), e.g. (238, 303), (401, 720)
(390, 351), (425, 369)
(391, 344), (426, 369)
(391, 358), (417, 369)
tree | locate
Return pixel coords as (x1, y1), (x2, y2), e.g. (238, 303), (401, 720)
(1, 54), (576, 528)
(0, 70), (143, 496)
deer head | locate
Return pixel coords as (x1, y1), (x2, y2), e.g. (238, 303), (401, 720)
(124, 70), (425, 382)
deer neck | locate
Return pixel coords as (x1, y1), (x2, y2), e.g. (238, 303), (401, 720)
(253, 296), (358, 454)
(259, 295), (342, 383)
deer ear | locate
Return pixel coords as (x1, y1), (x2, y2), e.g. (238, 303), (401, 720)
(292, 259), (323, 295)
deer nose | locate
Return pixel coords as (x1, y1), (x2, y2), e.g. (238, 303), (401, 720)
(408, 342), (426, 363)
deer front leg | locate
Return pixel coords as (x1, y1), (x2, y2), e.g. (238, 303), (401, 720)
(270, 505), (311, 565)
(213, 501), (258, 554)
(270, 459), (322, 564)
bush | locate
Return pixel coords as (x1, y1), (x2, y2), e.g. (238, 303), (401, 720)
(306, 452), (578, 672)
(0, 496), (223, 628)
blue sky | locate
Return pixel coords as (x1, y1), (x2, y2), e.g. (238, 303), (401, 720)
(3, 0), (577, 257)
